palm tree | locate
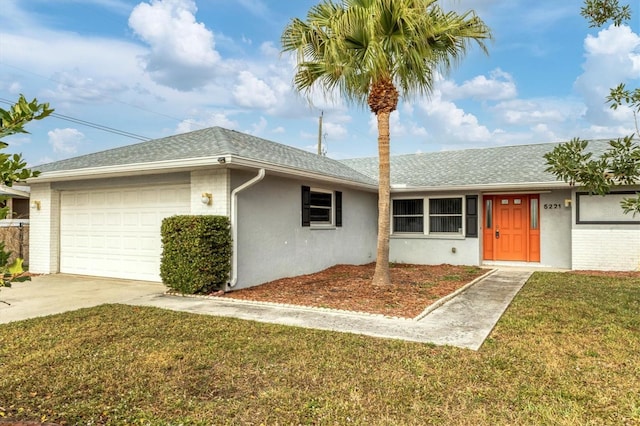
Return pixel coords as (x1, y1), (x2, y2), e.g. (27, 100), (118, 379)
(282, 0), (491, 286)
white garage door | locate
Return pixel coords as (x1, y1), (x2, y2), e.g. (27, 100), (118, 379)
(60, 185), (190, 281)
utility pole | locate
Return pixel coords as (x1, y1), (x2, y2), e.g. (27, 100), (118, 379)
(317, 111), (323, 155)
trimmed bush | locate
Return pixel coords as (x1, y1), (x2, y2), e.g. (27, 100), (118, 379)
(160, 215), (231, 294)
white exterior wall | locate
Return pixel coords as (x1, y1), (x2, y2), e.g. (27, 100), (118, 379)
(572, 229), (640, 271)
(389, 191), (480, 266)
(571, 187), (640, 271)
(389, 190), (574, 269)
(28, 182), (60, 274)
(232, 172), (377, 289)
(390, 237), (479, 265)
(538, 190), (572, 269)
(190, 169), (230, 216)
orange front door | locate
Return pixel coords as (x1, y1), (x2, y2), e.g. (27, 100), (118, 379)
(483, 195), (540, 262)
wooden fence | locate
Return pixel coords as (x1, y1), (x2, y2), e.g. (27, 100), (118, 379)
(0, 222), (29, 265)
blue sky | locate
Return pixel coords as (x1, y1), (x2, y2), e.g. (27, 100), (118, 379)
(1, 0), (639, 166)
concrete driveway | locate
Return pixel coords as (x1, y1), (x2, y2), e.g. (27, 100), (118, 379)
(0, 274), (166, 324)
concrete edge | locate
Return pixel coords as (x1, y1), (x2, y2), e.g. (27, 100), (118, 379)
(413, 268), (498, 322)
(163, 268), (500, 323)
(163, 291), (415, 321)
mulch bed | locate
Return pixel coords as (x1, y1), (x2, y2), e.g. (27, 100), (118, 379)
(220, 263), (488, 318)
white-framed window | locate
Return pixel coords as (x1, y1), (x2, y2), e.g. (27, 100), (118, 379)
(301, 186), (342, 227)
(310, 188), (333, 225)
(428, 197), (463, 234)
(392, 196), (466, 235)
(392, 199), (424, 233)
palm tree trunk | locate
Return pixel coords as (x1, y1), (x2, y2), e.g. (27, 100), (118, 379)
(372, 111), (392, 286)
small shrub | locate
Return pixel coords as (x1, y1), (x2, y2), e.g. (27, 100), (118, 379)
(160, 215), (231, 294)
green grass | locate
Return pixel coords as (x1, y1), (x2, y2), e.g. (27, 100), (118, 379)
(1, 272), (639, 425)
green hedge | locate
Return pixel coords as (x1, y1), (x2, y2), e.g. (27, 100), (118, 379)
(160, 215), (231, 294)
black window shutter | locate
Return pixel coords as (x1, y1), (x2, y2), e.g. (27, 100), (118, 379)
(466, 195), (478, 238)
(335, 191), (342, 227)
(301, 186), (311, 227)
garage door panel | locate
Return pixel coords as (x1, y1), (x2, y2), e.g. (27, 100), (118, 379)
(60, 185), (190, 281)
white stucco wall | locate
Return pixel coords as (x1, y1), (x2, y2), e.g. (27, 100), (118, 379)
(538, 190), (572, 269)
(389, 190), (575, 269)
(390, 237), (479, 266)
(232, 172), (378, 289)
(389, 191), (480, 266)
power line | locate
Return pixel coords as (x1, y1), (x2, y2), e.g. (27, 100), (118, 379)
(0, 97), (151, 142)
(1, 63), (190, 124)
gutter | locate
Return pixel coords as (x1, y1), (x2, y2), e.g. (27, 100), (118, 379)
(228, 168), (266, 289)
(389, 181), (570, 193)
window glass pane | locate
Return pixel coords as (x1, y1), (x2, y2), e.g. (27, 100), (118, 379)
(393, 199), (423, 215)
(485, 199), (493, 229)
(393, 217), (424, 233)
(310, 207), (331, 223)
(392, 199), (424, 233)
(430, 216), (463, 233)
(530, 198), (539, 230)
(310, 192), (332, 208)
(429, 198), (462, 214)
(309, 190), (333, 224)
(428, 198), (463, 233)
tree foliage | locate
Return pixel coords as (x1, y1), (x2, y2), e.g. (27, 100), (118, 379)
(545, 0), (640, 215)
(282, 0), (491, 285)
(0, 95), (53, 292)
(0, 94), (52, 187)
(581, 0), (631, 27)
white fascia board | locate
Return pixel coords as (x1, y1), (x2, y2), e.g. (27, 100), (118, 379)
(0, 185), (30, 197)
(390, 181), (570, 193)
(28, 156), (222, 183)
(227, 157), (378, 191)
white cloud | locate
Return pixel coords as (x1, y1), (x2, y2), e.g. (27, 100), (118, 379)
(176, 112), (239, 133)
(492, 98), (584, 126)
(574, 24), (640, 126)
(7, 82), (22, 94)
(128, 0), (221, 90)
(443, 69), (517, 101)
(44, 70), (129, 103)
(48, 128), (85, 155)
(233, 71), (278, 109)
(322, 121), (348, 140)
(418, 91), (493, 143)
(245, 116), (268, 136)
(260, 41), (279, 58)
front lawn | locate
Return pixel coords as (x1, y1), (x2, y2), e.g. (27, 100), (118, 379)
(0, 272), (638, 425)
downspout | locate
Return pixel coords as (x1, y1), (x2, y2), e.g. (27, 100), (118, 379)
(228, 168), (266, 289)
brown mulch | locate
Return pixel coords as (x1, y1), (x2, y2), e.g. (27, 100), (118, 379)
(221, 263), (488, 319)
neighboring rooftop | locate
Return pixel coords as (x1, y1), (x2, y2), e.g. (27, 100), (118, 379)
(36, 127), (377, 186)
(342, 140), (612, 188)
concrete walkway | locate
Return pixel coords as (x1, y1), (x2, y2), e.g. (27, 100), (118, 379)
(0, 269), (532, 350)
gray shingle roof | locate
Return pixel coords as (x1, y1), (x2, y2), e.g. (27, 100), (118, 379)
(36, 127), (614, 189)
(341, 139), (612, 188)
(36, 127), (377, 186)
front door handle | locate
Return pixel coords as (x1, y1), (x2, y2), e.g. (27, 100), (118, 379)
(495, 230), (500, 239)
